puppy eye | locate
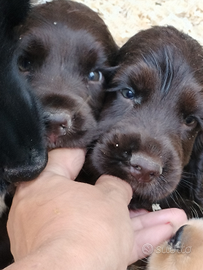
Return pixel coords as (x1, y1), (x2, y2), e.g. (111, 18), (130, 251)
(18, 56), (32, 72)
(184, 116), (197, 127)
(88, 71), (102, 82)
(121, 88), (135, 99)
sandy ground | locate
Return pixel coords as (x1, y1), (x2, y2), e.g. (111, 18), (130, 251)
(32, 0), (203, 47)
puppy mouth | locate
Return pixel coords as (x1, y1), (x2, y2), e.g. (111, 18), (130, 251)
(92, 129), (183, 208)
(46, 129), (88, 150)
(93, 148), (182, 205)
(129, 200), (154, 212)
(128, 193), (162, 212)
(127, 170), (181, 210)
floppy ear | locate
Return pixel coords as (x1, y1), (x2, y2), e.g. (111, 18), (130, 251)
(188, 131), (203, 203)
(101, 65), (119, 84)
(178, 131), (203, 217)
(158, 131), (203, 218)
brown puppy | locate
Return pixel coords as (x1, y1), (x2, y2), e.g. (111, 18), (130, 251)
(80, 26), (203, 219)
(0, 1), (118, 268)
(16, 0), (118, 149)
(148, 219), (203, 270)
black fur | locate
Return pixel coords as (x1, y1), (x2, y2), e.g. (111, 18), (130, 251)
(0, 0), (47, 267)
(0, 0), (47, 191)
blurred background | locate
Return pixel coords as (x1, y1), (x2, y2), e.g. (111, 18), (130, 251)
(31, 0), (203, 46)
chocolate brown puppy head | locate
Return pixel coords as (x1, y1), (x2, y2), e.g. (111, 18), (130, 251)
(88, 26), (203, 211)
(16, 0), (118, 149)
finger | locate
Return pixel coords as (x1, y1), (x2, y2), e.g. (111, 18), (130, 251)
(42, 148), (86, 180)
(14, 148), (85, 200)
(129, 209), (149, 218)
(130, 223), (175, 262)
(96, 175), (133, 205)
(131, 208), (187, 232)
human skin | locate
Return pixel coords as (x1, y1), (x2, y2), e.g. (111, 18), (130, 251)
(5, 148), (187, 270)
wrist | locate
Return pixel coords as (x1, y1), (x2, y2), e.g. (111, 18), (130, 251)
(9, 238), (121, 270)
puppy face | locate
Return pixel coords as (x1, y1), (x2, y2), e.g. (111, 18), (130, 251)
(16, 0), (118, 149)
(148, 219), (203, 270)
(88, 26), (203, 210)
(0, 0), (47, 191)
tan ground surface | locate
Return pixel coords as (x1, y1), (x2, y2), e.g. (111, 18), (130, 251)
(32, 0), (203, 47)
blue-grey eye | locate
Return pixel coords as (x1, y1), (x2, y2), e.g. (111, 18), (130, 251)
(184, 116), (197, 127)
(88, 71), (102, 82)
(121, 88), (135, 99)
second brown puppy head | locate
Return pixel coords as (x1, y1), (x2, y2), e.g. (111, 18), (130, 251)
(86, 26), (203, 212)
(16, 0), (118, 149)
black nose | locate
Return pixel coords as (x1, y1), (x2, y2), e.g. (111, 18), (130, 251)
(45, 112), (72, 143)
(130, 154), (163, 183)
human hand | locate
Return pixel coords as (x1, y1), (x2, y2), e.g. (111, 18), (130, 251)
(6, 148), (187, 270)
(130, 208), (187, 261)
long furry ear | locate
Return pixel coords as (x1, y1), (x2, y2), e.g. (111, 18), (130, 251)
(191, 131), (203, 199)
(101, 66), (119, 84)
(183, 131), (203, 207)
(158, 132), (203, 219)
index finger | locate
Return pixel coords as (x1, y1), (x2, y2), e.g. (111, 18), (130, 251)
(131, 208), (187, 233)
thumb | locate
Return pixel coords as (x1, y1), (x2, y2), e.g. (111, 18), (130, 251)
(13, 148), (85, 206)
(96, 175), (133, 205)
(44, 148), (86, 180)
